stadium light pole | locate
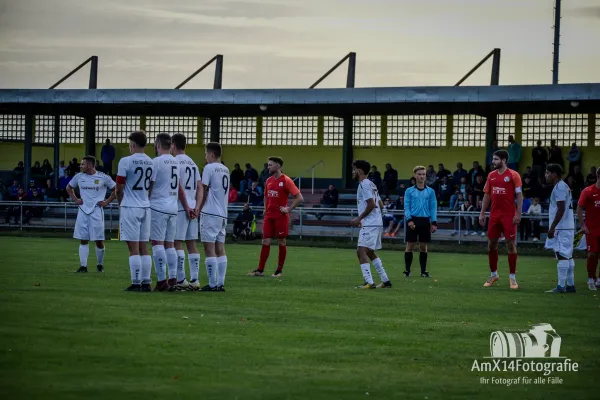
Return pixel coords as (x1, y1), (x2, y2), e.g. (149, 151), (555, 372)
(552, 0), (561, 84)
(175, 55), (224, 143)
(309, 52), (357, 189)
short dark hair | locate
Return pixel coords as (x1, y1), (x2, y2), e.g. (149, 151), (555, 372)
(268, 156), (283, 167)
(128, 130), (148, 148)
(546, 163), (563, 176)
(206, 142), (222, 158)
(493, 150), (509, 162)
(352, 159), (371, 175)
(82, 155), (96, 165)
(171, 133), (186, 150)
(155, 133), (171, 150)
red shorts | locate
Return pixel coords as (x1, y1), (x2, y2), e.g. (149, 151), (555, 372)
(262, 215), (289, 239)
(487, 215), (517, 240)
(586, 233), (600, 253)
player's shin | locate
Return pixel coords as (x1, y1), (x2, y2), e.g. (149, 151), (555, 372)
(404, 252), (413, 273)
(488, 249), (499, 275)
(508, 253), (518, 277)
(152, 245), (167, 282)
(419, 252), (428, 274)
(557, 259), (569, 288)
(141, 255), (152, 284)
(166, 247), (178, 280)
(176, 249), (186, 282)
(217, 256), (227, 287)
(129, 255), (142, 284)
(586, 254), (598, 280)
(205, 257), (218, 287)
(277, 245), (287, 271)
(188, 253), (200, 282)
(372, 257), (389, 282)
(567, 258), (575, 287)
(258, 245), (270, 272)
(95, 246), (105, 266)
(79, 244), (89, 267)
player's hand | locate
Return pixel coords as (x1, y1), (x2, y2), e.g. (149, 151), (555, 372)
(582, 224), (589, 235)
(97, 200), (108, 208)
(280, 206), (290, 214)
(408, 221), (415, 230)
(194, 207), (201, 218)
(430, 224), (437, 233)
(186, 208), (195, 219)
(350, 218), (361, 227)
(75, 198), (83, 206)
(479, 213), (486, 227)
(513, 214), (521, 225)
(547, 226), (555, 239)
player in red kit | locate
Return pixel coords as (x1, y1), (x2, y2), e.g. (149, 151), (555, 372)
(248, 156), (303, 277)
(577, 167), (600, 290)
(478, 150), (523, 289)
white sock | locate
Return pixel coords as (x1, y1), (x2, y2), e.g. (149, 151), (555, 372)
(557, 259), (569, 287)
(177, 250), (186, 282)
(141, 255), (152, 284)
(79, 244), (89, 267)
(372, 258), (389, 283)
(152, 245), (167, 282)
(217, 255), (228, 287)
(205, 257), (218, 288)
(509, 273), (515, 280)
(589, 277), (595, 284)
(567, 258), (575, 286)
(360, 263), (374, 285)
(189, 253), (201, 282)
(491, 271), (498, 277)
(95, 246), (105, 266)
(129, 255), (141, 284)
(166, 247), (178, 279)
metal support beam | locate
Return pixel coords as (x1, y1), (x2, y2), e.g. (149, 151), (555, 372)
(213, 55), (223, 89)
(309, 52), (356, 89)
(53, 116), (60, 188)
(342, 116), (353, 189)
(175, 55), (222, 89)
(454, 49), (499, 87)
(485, 49), (501, 164)
(210, 117), (220, 143)
(24, 115), (34, 188)
(84, 116), (96, 157)
(552, 0), (561, 84)
(49, 56), (97, 89)
(89, 56), (98, 89)
(490, 48), (501, 86)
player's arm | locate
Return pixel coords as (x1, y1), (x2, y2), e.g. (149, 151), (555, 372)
(378, 198), (384, 210)
(281, 178), (303, 214)
(577, 190), (588, 233)
(100, 179), (117, 208)
(178, 183), (191, 212)
(65, 177), (83, 205)
(404, 188), (414, 229)
(148, 159), (159, 199)
(548, 201), (566, 239)
(115, 159), (127, 207)
(194, 178), (203, 216)
(351, 183), (374, 226)
(479, 175), (491, 226)
(429, 188), (438, 233)
(198, 184), (209, 214)
(513, 171), (523, 224)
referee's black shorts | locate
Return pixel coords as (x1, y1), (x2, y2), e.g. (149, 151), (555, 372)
(405, 217), (431, 243)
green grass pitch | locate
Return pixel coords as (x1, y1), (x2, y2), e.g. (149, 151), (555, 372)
(0, 236), (599, 400)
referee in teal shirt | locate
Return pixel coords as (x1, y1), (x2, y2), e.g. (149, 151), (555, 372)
(404, 166), (438, 278)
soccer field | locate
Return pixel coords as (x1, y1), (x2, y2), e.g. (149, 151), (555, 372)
(0, 237), (598, 400)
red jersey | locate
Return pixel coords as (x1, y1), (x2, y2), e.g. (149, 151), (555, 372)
(578, 185), (600, 234)
(483, 168), (522, 216)
(264, 174), (300, 219)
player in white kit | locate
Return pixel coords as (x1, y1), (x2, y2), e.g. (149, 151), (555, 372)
(66, 156), (116, 273)
(116, 131), (155, 292)
(198, 142), (230, 292)
(171, 133), (202, 291)
(148, 133), (180, 291)
(349, 160), (391, 290)
(544, 164), (576, 293)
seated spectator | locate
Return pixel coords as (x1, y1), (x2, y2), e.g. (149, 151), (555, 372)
(259, 163), (270, 188)
(397, 182), (407, 197)
(321, 185), (339, 208)
(95, 160), (106, 173)
(524, 197), (542, 242)
(565, 176), (581, 200)
(473, 175), (485, 204)
(29, 188), (44, 218)
(41, 159), (53, 177)
(437, 163), (452, 184)
(0, 180), (6, 201)
(368, 166), (382, 189)
(522, 175), (537, 199)
(521, 166), (533, 179)
(457, 176), (468, 196)
(468, 161), (485, 185)
(240, 163), (259, 193)
(43, 179), (61, 202)
(381, 197), (395, 234)
(5, 187), (30, 224)
(31, 161), (42, 178)
(425, 165), (437, 188)
(383, 164), (398, 194)
(451, 199), (475, 235)
(386, 196), (405, 237)
(586, 166), (597, 187)
(228, 186), (239, 204)
(67, 158), (79, 177)
(230, 163), (244, 191)
(519, 196), (532, 241)
(9, 180), (20, 198)
(537, 175), (552, 203)
(450, 192), (465, 211)
(233, 203), (255, 240)
(438, 177), (452, 205)
(453, 162), (468, 185)
(567, 165), (585, 193)
(245, 181), (263, 207)
(13, 161), (24, 180)
(57, 161), (67, 179)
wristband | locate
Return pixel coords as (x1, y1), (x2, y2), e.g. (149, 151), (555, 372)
(431, 221), (437, 226)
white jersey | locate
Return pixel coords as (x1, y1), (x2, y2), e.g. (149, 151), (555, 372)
(201, 162), (230, 219)
(69, 171), (115, 214)
(150, 154), (180, 215)
(549, 180), (575, 231)
(117, 153), (155, 208)
(357, 179), (382, 227)
(176, 154), (201, 211)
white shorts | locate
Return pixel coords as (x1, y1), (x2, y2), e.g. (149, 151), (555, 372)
(74, 207), (105, 241)
(545, 230), (574, 259)
(150, 210), (177, 242)
(119, 207), (151, 242)
(175, 210), (198, 241)
(200, 214), (227, 243)
(358, 226), (382, 250)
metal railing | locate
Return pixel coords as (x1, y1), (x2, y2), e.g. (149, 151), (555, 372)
(292, 160), (324, 194)
(0, 201), (576, 245)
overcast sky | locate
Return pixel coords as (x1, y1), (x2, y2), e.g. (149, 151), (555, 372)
(0, 0), (598, 89)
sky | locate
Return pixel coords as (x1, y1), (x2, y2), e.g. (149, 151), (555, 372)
(0, 0), (598, 89)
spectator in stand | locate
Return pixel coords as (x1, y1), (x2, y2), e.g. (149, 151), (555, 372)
(531, 140), (548, 180)
(438, 177), (452, 206)
(565, 176), (581, 201)
(548, 140), (564, 168)
(468, 161), (485, 186)
(31, 161), (42, 178)
(58, 174), (71, 198)
(41, 159), (53, 177)
(57, 160), (67, 179)
(230, 163), (244, 191)
(425, 165), (437, 188)
(521, 175), (537, 200)
(451, 198), (475, 236)
(240, 163), (259, 193)
(586, 166), (597, 187)
(95, 160), (106, 173)
(453, 163), (468, 186)
(397, 182), (407, 197)
(386, 196), (405, 237)
(519, 197), (532, 241)
(368, 165), (382, 189)
(567, 142), (582, 175)
(5, 187), (30, 224)
(321, 184), (339, 209)
(259, 163), (270, 188)
(436, 163), (452, 184)
(474, 198), (487, 236)
(101, 139), (115, 176)
(382, 197), (397, 236)
(537, 175), (552, 203)
(13, 161), (25, 180)
(228, 186), (239, 204)
(525, 197), (542, 242)
(450, 191), (465, 211)
(568, 165), (585, 193)
(9, 180), (20, 198)
(0, 180), (6, 201)
(246, 181), (263, 207)
(27, 180), (41, 197)
(485, 140), (499, 172)
(383, 163), (398, 194)
(232, 203), (255, 240)
(67, 158), (79, 177)
(522, 166), (533, 179)
(29, 188), (44, 219)
(473, 175), (485, 204)
(507, 135), (522, 171)
(43, 179), (60, 202)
